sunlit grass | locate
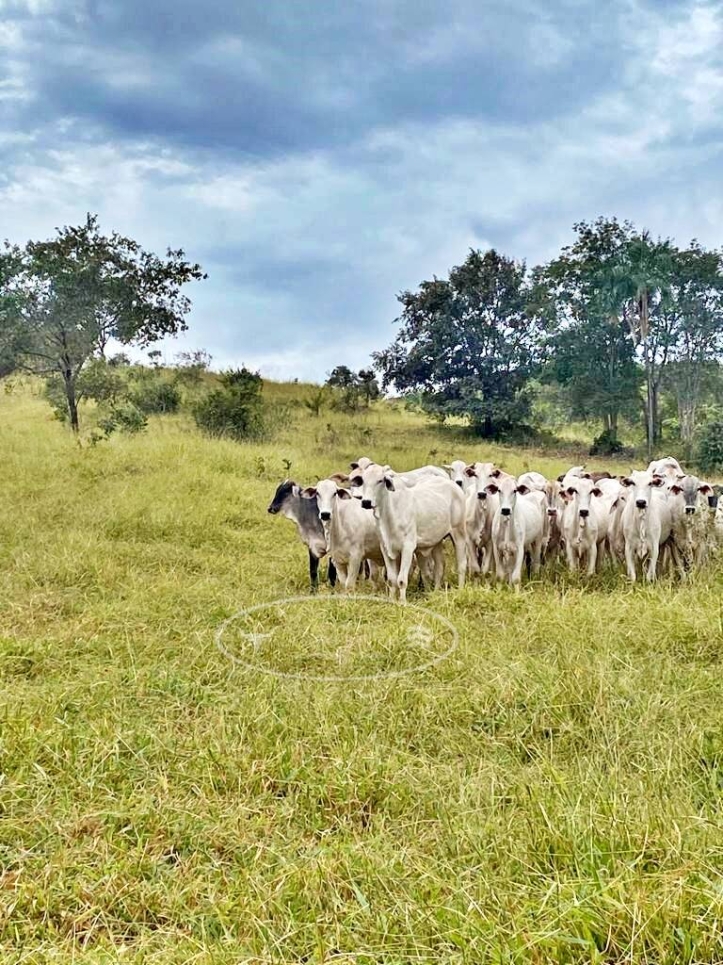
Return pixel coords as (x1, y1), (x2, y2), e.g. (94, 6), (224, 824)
(0, 382), (722, 962)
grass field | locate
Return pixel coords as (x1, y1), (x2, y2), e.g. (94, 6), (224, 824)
(1, 381), (723, 963)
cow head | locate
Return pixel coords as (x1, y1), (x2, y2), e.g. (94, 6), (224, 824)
(360, 463), (394, 510)
(267, 479), (298, 515)
(301, 478), (352, 522)
(621, 470), (664, 509)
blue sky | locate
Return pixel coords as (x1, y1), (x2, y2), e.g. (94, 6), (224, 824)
(2, 0), (723, 380)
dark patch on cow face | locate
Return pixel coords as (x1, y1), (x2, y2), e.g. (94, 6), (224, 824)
(268, 479), (295, 514)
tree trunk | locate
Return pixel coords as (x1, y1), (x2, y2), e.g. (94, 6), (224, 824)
(64, 372), (79, 433)
(644, 344), (656, 459)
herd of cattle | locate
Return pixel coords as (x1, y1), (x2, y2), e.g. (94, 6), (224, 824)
(267, 455), (723, 600)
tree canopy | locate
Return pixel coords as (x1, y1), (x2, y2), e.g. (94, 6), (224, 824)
(0, 215), (206, 430)
(373, 249), (544, 437)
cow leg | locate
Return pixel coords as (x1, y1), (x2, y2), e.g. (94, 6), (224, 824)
(345, 553), (364, 592)
(586, 541), (598, 577)
(565, 541), (577, 573)
(511, 543), (525, 586)
(309, 551), (320, 592)
(492, 543), (504, 582)
(397, 543), (415, 603)
(529, 539), (542, 576)
(334, 560), (348, 588)
(431, 544), (445, 589)
(327, 558), (337, 588)
(383, 550), (399, 600)
(625, 541), (637, 582)
(646, 542), (659, 582)
(452, 532), (467, 589)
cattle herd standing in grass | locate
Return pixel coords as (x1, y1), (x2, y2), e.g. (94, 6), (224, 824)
(268, 455), (723, 597)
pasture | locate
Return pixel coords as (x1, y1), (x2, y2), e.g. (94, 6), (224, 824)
(1, 381), (723, 963)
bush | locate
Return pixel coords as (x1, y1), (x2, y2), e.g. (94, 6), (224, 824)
(589, 429), (625, 456)
(91, 401), (148, 444)
(192, 367), (265, 441)
(130, 379), (181, 414)
(696, 422), (723, 474)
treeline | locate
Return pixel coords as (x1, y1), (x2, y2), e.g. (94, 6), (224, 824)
(373, 218), (723, 463)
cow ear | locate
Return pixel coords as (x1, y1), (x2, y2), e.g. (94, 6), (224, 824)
(557, 474), (565, 483)
(329, 471), (349, 484)
(516, 484), (529, 495)
(291, 484), (301, 497)
(699, 484), (713, 495)
(464, 465), (477, 477)
(336, 487), (352, 499)
(350, 462), (359, 470)
(485, 483), (499, 495)
(383, 475), (395, 491)
(443, 464), (453, 472)
(301, 487), (317, 499)
(621, 477), (634, 487)
(591, 487), (603, 497)
(582, 472), (592, 479)
(566, 486), (577, 496)
(651, 476), (664, 487)
(670, 484), (683, 495)
(490, 468), (501, 478)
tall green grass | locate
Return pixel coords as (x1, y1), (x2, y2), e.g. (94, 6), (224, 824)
(0, 383), (722, 962)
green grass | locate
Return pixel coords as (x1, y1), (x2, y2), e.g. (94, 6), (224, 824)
(1, 383), (723, 963)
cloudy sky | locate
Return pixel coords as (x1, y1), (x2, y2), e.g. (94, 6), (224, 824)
(2, 0), (723, 380)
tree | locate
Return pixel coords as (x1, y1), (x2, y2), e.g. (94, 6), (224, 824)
(357, 368), (380, 405)
(662, 244), (723, 453)
(532, 218), (642, 443)
(0, 215), (205, 431)
(326, 365), (357, 390)
(611, 231), (675, 456)
(373, 249), (541, 437)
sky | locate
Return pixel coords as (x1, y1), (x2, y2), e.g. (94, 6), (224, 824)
(2, 0), (723, 381)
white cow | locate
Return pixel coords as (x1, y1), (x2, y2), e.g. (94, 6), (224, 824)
(647, 456), (684, 479)
(444, 460), (474, 491)
(301, 478), (384, 591)
(620, 470), (675, 581)
(517, 471), (547, 492)
(463, 462), (502, 575)
(359, 464), (467, 602)
(666, 474), (715, 570)
(485, 475), (545, 585)
(560, 475), (612, 574)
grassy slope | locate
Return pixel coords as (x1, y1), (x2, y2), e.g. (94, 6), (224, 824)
(0, 383), (722, 963)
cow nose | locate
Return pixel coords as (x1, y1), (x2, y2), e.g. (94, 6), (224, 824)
(547, 508), (557, 517)
(636, 499), (647, 509)
(267, 506), (277, 514)
(579, 509), (589, 518)
(501, 507), (511, 516)
(456, 480), (464, 488)
(320, 511), (331, 522)
(685, 506), (696, 515)
(361, 499), (372, 510)
(477, 492), (486, 501)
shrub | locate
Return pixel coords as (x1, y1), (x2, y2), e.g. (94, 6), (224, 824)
(130, 379), (181, 414)
(193, 367), (265, 441)
(696, 422), (723, 474)
(589, 429), (624, 456)
(91, 401), (148, 444)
